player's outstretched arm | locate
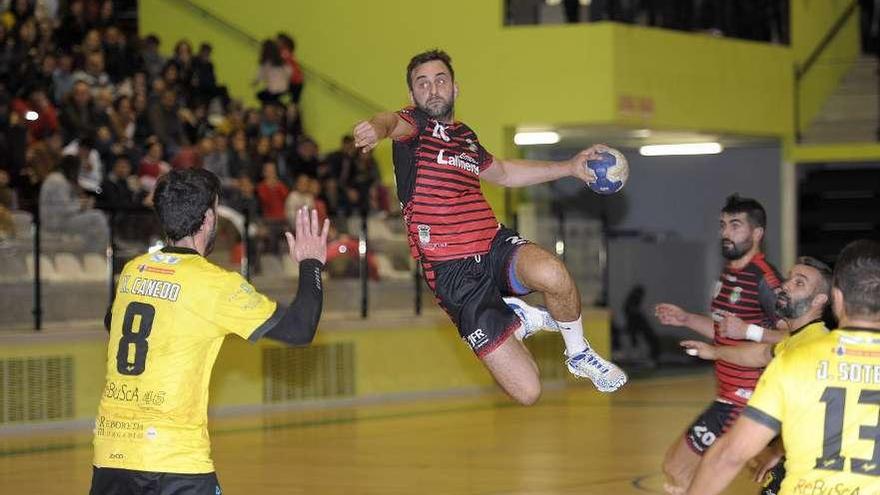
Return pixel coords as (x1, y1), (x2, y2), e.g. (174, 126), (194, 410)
(685, 416), (776, 495)
(353, 112), (415, 153)
(264, 207), (330, 346)
(718, 314), (788, 344)
(654, 303), (715, 339)
(480, 145), (605, 188)
(680, 340), (773, 367)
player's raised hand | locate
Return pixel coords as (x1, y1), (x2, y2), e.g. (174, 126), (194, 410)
(285, 207), (330, 264)
(655, 303), (690, 327)
(680, 340), (717, 360)
(353, 120), (380, 153)
(569, 144), (609, 184)
(718, 314), (748, 339)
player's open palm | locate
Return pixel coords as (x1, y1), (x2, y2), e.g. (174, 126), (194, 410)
(353, 120), (380, 153)
(655, 303), (689, 327)
(285, 207), (330, 264)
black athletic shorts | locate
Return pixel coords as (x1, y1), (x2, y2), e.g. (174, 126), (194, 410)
(685, 400), (742, 454)
(423, 226), (532, 358)
(760, 458), (785, 495)
(90, 466), (222, 495)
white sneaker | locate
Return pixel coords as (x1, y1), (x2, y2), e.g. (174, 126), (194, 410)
(504, 297), (560, 339)
(565, 346), (628, 392)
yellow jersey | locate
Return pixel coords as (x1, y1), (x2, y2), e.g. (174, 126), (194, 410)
(772, 320), (828, 357)
(746, 328), (880, 495)
(93, 247), (280, 474)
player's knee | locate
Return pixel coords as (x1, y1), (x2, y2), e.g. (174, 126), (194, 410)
(531, 257), (573, 293)
(511, 381), (542, 406)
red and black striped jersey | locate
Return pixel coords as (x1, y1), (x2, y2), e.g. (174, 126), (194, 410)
(392, 106), (498, 262)
(710, 252), (782, 406)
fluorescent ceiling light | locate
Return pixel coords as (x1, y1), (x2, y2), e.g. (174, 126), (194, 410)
(514, 131), (560, 146)
(639, 142), (723, 156)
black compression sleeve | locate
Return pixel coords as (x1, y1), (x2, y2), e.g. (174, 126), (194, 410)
(263, 259), (324, 345)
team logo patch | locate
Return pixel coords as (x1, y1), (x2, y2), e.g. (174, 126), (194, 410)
(149, 253), (180, 265)
(418, 224), (431, 244)
(730, 286), (743, 304)
(432, 121), (450, 142)
(464, 328), (489, 350)
(138, 264), (175, 275)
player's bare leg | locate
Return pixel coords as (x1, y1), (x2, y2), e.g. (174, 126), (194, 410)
(480, 336), (542, 405)
(662, 434), (701, 495)
(514, 244), (627, 391)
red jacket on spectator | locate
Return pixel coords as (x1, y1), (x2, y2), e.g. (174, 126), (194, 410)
(11, 98), (59, 142)
(256, 181), (289, 221)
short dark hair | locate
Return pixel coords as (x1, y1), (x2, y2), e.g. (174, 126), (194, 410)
(797, 256), (832, 298)
(406, 49), (454, 91)
(833, 240), (880, 319)
(153, 169), (220, 242)
(721, 193), (767, 229)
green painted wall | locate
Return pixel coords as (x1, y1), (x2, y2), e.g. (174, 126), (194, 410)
(790, 0), (860, 130)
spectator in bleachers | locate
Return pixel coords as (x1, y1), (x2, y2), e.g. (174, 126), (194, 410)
(56, 0), (88, 50)
(253, 39), (290, 105)
(325, 134), (357, 180)
(94, 0), (116, 31)
(79, 28), (103, 56)
(38, 154), (108, 252)
(140, 34), (165, 81)
(74, 50), (112, 93)
(288, 135), (319, 178)
(227, 129), (252, 181)
(250, 135), (273, 180)
(138, 136), (170, 190)
(108, 95), (136, 151)
(308, 176), (329, 225)
(285, 173), (315, 223)
(148, 88), (187, 154)
(172, 39), (195, 101)
(256, 161), (289, 254)
(52, 53), (75, 105)
(270, 131), (290, 181)
(98, 155), (142, 211)
(12, 85), (58, 142)
(203, 132), (233, 187)
(102, 26), (131, 84)
(192, 42), (226, 106)
(226, 174), (260, 221)
(277, 32), (304, 104)
(62, 135), (102, 193)
(60, 80), (98, 142)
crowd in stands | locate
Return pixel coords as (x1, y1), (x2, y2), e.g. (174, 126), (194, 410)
(0, 0), (394, 278)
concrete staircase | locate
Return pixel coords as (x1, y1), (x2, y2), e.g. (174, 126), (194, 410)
(802, 55), (880, 143)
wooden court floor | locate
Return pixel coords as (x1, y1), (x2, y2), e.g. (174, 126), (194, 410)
(0, 371), (760, 494)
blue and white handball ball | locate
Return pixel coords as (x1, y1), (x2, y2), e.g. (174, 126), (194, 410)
(585, 148), (628, 195)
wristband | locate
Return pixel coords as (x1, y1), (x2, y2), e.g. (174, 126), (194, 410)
(746, 324), (764, 342)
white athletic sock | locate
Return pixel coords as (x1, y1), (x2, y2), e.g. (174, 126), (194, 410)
(557, 316), (589, 356)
